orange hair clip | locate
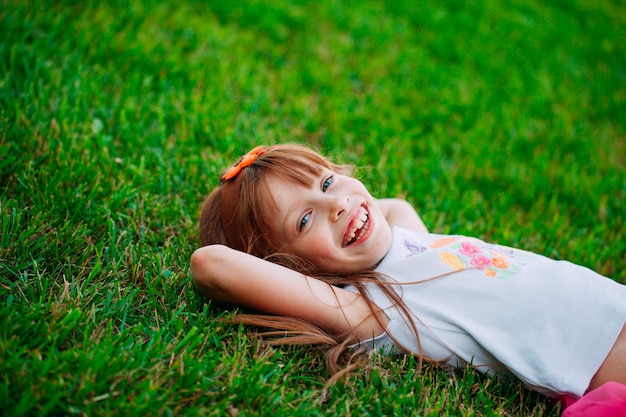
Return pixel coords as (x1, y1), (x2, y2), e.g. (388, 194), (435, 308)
(221, 146), (267, 181)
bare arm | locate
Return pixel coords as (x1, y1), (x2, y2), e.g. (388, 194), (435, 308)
(588, 323), (626, 391)
(191, 244), (388, 341)
(377, 198), (428, 233)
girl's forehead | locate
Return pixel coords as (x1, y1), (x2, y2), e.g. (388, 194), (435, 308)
(264, 169), (320, 189)
(254, 161), (331, 219)
(263, 173), (314, 204)
(264, 173), (316, 212)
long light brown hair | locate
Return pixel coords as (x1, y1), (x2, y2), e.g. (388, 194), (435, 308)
(198, 144), (423, 376)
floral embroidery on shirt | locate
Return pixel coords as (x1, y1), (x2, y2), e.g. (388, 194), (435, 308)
(402, 234), (528, 278)
(404, 240), (427, 256)
(491, 255), (509, 269)
(439, 251), (465, 270)
(471, 255), (492, 270)
(429, 236), (457, 248)
(451, 238), (526, 278)
(460, 241), (482, 257)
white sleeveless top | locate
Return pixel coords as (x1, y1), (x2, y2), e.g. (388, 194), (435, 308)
(350, 227), (626, 398)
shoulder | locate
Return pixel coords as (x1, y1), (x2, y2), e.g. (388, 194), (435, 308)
(376, 198), (428, 233)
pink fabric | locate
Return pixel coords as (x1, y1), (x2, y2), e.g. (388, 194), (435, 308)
(562, 382), (626, 417)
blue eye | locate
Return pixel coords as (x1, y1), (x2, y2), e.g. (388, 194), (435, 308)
(322, 176), (333, 192)
(299, 213), (310, 231)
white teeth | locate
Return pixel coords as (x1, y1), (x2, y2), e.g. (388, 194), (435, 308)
(343, 207), (369, 246)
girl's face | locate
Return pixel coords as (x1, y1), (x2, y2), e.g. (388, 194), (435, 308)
(267, 169), (393, 274)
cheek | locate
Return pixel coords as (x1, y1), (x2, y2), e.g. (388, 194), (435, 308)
(295, 233), (336, 265)
(305, 238), (333, 260)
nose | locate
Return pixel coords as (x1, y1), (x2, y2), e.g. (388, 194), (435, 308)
(328, 195), (349, 222)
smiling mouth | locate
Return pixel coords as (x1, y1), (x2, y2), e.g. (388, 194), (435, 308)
(342, 205), (370, 247)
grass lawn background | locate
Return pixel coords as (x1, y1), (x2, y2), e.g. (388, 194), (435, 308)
(1, 0), (625, 415)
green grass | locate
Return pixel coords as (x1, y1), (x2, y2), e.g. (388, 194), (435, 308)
(1, 0), (625, 415)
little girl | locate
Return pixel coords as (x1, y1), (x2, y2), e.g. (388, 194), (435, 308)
(191, 144), (626, 414)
